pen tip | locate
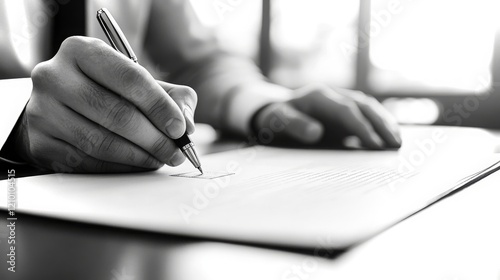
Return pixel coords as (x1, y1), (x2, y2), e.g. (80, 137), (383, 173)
(198, 167), (203, 175)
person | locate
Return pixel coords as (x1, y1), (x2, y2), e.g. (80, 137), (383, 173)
(0, 0), (401, 173)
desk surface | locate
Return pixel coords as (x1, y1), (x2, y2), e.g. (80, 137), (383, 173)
(1, 126), (500, 280)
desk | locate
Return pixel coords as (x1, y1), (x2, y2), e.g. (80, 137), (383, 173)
(1, 126), (500, 280)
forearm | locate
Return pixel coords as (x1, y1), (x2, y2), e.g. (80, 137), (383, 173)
(144, 0), (291, 136)
(169, 52), (291, 136)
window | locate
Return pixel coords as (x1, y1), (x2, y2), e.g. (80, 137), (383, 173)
(368, 0), (497, 94)
(190, 0), (500, 127)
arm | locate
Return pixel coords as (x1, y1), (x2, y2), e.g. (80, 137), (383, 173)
(144, 0), (290, 136)
(144, 0), (402, 148)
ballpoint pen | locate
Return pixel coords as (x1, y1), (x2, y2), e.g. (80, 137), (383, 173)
(96, 8), (203, 174)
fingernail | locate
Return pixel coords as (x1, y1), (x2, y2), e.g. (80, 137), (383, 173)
(183, 107), (195, 131)
(165, 117), (184, 139)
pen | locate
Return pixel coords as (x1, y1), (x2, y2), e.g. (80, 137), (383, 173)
(96, 8), (203, 174)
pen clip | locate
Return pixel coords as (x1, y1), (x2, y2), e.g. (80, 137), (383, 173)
(96, 8), (138, 63)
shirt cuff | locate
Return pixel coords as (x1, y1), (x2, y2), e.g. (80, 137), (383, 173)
(225, 82), (292, 136)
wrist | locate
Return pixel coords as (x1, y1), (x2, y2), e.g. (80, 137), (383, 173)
(224, 82), (292, 136)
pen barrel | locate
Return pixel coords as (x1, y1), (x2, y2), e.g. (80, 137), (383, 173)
(180, 143), (201, 169)
(174, 134), (192, 148)
(174, 134), (201, 168)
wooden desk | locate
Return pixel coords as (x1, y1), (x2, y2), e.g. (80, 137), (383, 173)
(1, 125), (499, 280)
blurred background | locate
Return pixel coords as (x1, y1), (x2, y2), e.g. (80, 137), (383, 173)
(2, 0), (499, 128)
(190, 0), (500, 128)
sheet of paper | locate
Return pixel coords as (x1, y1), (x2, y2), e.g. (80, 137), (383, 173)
(0, 78), (32, 150)
(171, 171), (234, 179)
(1, 126), (499, 248)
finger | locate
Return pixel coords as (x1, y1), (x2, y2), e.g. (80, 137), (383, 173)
(28, 133), (153, 173)
(49, 70), (185, 167)
(158, 81), (198, 135)
(58, 36), (186, 139)
(339, 89), (401, 148)
(293, 87), (384, 149)
(354, 97), (402, 148)
(336, 101), (385, 149)
(255, 103), (324, 144)
(40, 103), (165, 169)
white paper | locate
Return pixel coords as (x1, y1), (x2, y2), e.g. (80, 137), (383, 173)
(1, 126), (499, 248)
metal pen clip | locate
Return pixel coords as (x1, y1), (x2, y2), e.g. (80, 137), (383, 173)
(96, 8), (138, 63)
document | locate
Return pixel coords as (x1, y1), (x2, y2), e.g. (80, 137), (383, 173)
(0, 79), (32, 150)
(1, 126), (499, 248)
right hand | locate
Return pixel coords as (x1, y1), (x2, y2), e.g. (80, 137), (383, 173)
(14, 36), (197, 173)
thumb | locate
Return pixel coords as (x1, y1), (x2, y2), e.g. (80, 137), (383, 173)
(254, 103), (324, 144)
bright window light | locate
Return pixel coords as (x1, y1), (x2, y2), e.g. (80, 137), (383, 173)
(189, 0), (262, 60)
(190, 0), (360, 89)
(369, 0), (498, 94)
(4, 0), (33, 71)
(270, 0), (360, 89)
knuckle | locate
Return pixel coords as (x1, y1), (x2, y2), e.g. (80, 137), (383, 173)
(116, 63), (144, 93)
(150, 137), (175, 160)
(351, 90), (371, 102)
(80, 82), (110, 111)
(145, 99), (165, 120)
(124, 147), (140, 163)
(142, 156), (162, 169)
(77, 134), (96, 154)
(31, 61), (57, 91)
(61, 37), (112, 67)
(341, 101), (361, 116)
(106, 101), (137, 131)
(60, 36), (101, 53)
(58, 36), (81, 54)
(364, 95), (379, 105)
(61, 36), (86, 48)
(72, 127), (101, 154)
(177, 86), (198, 106)
(96, 134), (122, 157)
(125, 147), (137, 163)
(59, 36), (88, 57)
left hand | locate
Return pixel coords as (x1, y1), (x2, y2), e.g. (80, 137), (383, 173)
(252, 84), (402, 149)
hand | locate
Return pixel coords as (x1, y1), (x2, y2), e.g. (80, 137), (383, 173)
(252, 84), (401, 149)
(14, 36), (197, 173)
